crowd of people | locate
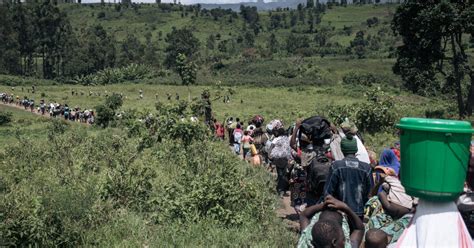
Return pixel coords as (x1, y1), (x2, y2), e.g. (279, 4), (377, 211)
(1, 92), (95, 124)
(3, 87), (474, 246)
(214, 115), (474, 247)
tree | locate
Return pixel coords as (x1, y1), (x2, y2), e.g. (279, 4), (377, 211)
(12, 2), (36, 76)
(270, 14), (282, 30)
(297, 3), (305, 23)
(243, 31), (255, 48)
(239, 5), (259, 25)
(290, 11), (297, 27)
(0, 4), (20, 75)
(314, 26), (332, 46)
(34, 0), (76, 79)
(268, 33), (279, 54)
(144, 35), (158, 66)
(349, 31), (368, 59)
(206, 34), (215, 50)
(392, 1), (474, 116)
(306, 0), (314, 8)
(176, 53), (197, 100)
(96, 94), (123, 128)
(286, 33), (310, 54)
(81, 25), (116, 75)
(164, 28), (200, 69)
(118, 33), (145, 66)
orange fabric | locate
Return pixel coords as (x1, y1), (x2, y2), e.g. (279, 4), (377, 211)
(374, 165), (397, 176)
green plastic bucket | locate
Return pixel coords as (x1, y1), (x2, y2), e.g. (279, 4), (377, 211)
(396, 118), (474, 201)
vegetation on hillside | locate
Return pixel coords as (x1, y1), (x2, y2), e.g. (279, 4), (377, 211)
(0, 1), (400, 87)
(0, 97), (297, 247)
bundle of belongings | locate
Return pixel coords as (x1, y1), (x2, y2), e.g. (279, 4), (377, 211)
(297, 116), (333, 201)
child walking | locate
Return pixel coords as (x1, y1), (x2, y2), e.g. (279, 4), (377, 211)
(241, 130), (253, 160)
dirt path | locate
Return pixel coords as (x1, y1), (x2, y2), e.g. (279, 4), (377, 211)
(227, 146), (300, 232)
(276, 195), (300, 233)
(1, 102), (90, 126)
(6, 101), (301, 233)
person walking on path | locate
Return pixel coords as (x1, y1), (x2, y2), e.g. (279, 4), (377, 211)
(323, 136), (372, 219)
(269, 127), (292, 198)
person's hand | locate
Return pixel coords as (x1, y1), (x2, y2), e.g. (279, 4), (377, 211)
(324, 195), (348, 211)
(295, 118), (303, 128)
(382, 183), (390, 192)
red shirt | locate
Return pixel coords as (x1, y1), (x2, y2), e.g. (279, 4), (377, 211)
(215, 122), (225, 137)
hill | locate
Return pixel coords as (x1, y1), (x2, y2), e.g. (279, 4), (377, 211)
(54, 3), (399, 86)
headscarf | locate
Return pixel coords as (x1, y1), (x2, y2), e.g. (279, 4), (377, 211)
(379, 149), (401, 175)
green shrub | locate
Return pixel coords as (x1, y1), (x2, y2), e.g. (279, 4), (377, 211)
(74, 64), (156, 85)
(0, 99), (295, 247)
(325, 88), (397, 133)
(0, 112), (12, 125)
(95, 104), (114, 128)
(342, 71), (384, 87)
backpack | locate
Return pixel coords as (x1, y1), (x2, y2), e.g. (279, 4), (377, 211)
(252, 115), (264, 127)
(307, 151), (331, 195)
(234, 131), (242, 144)
(299, 116), (332, 144)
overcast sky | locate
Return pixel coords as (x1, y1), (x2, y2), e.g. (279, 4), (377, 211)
(81, 0), (260, 4)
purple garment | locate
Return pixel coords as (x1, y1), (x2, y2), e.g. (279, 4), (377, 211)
(380, 149), (400, 175)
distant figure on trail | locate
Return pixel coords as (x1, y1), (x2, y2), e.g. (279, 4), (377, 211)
(241, 130), (253, 160)
(71, 89), (75, 96)
(40, 100), (46, 115)
(32, 85), (35, 94)
(214, 119), (225, 140)
(29, 99), (34, 112)
(226, 117), (234, 146)
(233, 124), (243, 156)
(167, 93), (171, 101)
(138, 89), (143, 99)
(64, 104), (70, 120)
(175, 93), (179, 101)
(155, 93), (158, 100)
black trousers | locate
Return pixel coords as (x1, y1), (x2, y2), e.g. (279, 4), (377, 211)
(274, 158), (289, 194)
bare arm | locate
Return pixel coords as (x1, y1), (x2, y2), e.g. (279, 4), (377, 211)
(369, 173), (384, 198)
(378, 191), (410, 219)
(325, 195), (364, 248)
(290, 119), (302, 151)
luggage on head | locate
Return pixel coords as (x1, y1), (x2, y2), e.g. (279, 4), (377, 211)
(298, 116), (332, 145)
(251, 115), (265, 127)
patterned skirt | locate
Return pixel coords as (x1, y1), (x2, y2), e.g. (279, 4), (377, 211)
(364, 196), (412, 244)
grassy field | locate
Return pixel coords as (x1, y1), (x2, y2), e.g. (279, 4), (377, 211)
(0, 81), (439, 155)
(0, 3), (468, 247)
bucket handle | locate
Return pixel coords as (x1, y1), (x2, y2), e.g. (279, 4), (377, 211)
(445, 133), (469, 172)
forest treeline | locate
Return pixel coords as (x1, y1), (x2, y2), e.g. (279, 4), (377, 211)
(0, 0), (391, 81)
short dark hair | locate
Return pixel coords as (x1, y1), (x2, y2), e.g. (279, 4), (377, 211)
(365, 229), (388, 248)
(274, 127), (286, 137)
(311, 220), (343, 248)
(236, 118), (240, 122)
(319, 210), (343, 225)
(236, 124), (241, 129)
(244, 130), (249, 135)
